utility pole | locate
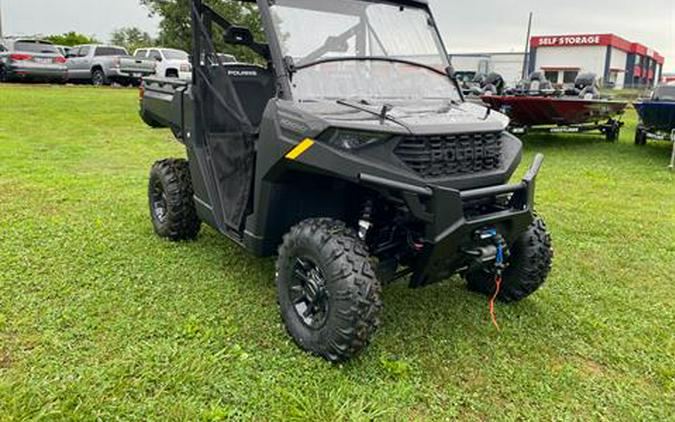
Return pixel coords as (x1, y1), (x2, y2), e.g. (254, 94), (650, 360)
(521, 12), (533, 79)
(0, 0), (4, 38)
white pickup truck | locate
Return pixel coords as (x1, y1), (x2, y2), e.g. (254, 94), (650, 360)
(66, 45), (156, 86)
(134, 48), (192, 80)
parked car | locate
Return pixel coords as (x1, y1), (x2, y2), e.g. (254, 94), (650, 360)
(66, 45), (156, 86)
(0, 38), (67, 83)
(134, 48), (192, 79)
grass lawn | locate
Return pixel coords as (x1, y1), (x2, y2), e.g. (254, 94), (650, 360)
(0, 84), (673, 420)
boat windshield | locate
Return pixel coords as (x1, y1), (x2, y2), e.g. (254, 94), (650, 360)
(653, 86), (675, 102)
(269, 0), (460, 102)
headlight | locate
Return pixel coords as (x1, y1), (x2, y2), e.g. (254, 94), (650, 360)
(180, 63), (191, 72)
(322, 130), (390, 150)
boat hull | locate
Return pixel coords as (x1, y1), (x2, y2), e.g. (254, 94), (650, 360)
(482, 96), (628, 127)
(634, 102), (675, 132)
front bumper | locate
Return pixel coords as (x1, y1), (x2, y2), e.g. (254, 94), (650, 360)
(360, 154), (544, 287)
(7, 64), (67, 81)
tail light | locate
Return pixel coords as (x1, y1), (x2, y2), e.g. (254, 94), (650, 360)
(54, 57), (67, 64)
(10, 53), (33, 61)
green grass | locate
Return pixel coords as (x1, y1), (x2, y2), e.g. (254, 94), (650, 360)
(0, 84), (673, 421)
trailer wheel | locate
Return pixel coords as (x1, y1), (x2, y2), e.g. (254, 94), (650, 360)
(605, 121), (621, 142)
(635, 126), (647, 146)
(276, 219), (383, 362)
(148, 159), (201, 241)
(465, 216), (553, 303)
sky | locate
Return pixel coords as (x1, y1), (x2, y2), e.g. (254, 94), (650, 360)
(1, 0), (674, 72)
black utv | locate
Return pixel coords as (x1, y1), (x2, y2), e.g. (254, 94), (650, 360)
(143, 0), (553, 362)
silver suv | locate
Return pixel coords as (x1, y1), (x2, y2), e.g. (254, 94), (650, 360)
(0, 38), (68, 83)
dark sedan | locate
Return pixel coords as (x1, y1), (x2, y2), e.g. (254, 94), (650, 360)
(0, 39), (68, 83)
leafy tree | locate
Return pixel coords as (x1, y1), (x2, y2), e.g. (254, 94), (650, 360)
(139, 0), (264, 63)
(45, 32), (99, 46)
(110, 27), (156, 53)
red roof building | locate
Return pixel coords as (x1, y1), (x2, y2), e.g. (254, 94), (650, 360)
(528, 33), (665, 89)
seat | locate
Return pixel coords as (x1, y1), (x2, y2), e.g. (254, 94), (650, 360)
(574, 73), (600, 99)
(527, 72), (553, 95)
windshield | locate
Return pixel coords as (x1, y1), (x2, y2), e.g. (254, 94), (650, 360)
(653, 86), (675, 102)
(15, 41), (59, 54)
(270, 0), (459, 102)
(163, 50), (189, 60)
(95, 47), (128, 57)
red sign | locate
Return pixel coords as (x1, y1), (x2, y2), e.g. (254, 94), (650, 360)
(531, 34), (606, 48)
(531, 33), (665, 65)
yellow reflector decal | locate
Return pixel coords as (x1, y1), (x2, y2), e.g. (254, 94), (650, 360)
(285, 138), (315, 160)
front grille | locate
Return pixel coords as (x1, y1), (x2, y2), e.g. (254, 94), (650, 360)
(394, 132), (503, 178)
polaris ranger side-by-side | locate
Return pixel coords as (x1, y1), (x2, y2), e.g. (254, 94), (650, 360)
(141, 0), (553, 362)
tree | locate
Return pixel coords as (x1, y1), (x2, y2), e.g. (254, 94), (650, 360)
(110, 27), (156, 53)
(139, 0), (264, 63)
(45, 32), (99, 46)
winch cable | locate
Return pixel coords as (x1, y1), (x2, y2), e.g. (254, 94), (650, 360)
(489, 242), (505, 331)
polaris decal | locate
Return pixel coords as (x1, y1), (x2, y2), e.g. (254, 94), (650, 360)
(227, 70), (258, 77)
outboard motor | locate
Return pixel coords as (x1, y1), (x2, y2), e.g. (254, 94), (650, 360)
(575, 73), (601, 99)
(482, 72), (505, 95)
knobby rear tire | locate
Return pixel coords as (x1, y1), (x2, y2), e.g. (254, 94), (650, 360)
(148, 159), (201, 241)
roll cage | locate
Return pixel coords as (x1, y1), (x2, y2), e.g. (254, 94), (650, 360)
(188, 0), (455, 231)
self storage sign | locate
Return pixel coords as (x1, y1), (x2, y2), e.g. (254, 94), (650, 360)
(534, 35), (602, 47)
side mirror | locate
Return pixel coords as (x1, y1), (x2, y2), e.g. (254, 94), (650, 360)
(224, 26), (254, 46)
(445, 65), (456, 78)
(224, 25), (271, 61)
(155, 56), (163, 62)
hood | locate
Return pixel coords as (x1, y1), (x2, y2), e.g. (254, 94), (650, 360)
(295, 99), (509, 135)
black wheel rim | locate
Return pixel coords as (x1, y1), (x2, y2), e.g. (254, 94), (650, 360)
(150, 179), (168, 223)
(289, 256), (330, 329)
